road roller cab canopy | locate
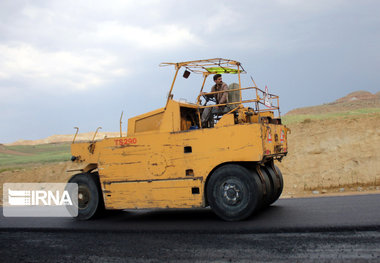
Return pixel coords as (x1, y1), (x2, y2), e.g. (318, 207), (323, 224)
(159, 58), (281, 116)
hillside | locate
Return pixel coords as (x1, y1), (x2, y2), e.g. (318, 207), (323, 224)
(0, 143), (71, 170)
(286, 90), (380, 116)
(278, 90), (380, 196)
(0, 144), (32, 156)
(278, 113), (380, 196)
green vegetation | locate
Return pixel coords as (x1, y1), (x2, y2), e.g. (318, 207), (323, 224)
(282, 108), (380, 124)
(0, 143), (71, 171)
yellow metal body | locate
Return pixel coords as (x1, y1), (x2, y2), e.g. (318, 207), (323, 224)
(70, 58), (289, 210)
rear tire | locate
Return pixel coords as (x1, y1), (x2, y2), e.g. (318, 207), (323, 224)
(274, 165), (284, 200)
(259, 166), (274, 208)
(264, 165), (284, 205)
(68, 172), (104, 220)
(207, 164), (263, 221)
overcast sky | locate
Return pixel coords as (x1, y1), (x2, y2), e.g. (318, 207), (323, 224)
(0, 0), (379, 143)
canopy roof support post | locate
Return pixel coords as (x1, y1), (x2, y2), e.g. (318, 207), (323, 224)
(165, 66), (180, 109)
(200, 74), (208, 94)
(196, 74), (209, 129)
(237, 64), (242, 105)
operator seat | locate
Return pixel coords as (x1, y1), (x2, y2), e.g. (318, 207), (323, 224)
(227, 83), (241, 110)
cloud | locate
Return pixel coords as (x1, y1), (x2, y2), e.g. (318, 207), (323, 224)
(0, 0), (379, 144)
(0, 43), (129, 91)
(0, 1), (204, 95)
(92, 21), (202, 50)
(204, 4), (241, 33)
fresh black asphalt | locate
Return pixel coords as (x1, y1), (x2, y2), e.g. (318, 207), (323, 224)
(1, 194), (380, 233)
(1, 194), (380, 262)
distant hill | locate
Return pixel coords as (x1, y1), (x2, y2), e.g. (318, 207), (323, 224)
(6, 132), (126, 146)
(286, 90), (380, 116)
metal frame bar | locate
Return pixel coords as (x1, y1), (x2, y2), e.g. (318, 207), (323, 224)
(160, 58), (246, 75)
(161, 58), (281, 125)
(196, 87), (280, 114)
(196, 75), (209, 128)
(165, 66), (180, 109)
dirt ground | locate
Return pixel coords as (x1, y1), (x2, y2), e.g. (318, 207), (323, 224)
(277, 113), (380, 198)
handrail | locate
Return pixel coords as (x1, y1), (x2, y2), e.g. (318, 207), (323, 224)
(196, 86), (280, 116)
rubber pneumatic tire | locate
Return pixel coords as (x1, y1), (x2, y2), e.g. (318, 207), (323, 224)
(264, 165), (284, 205)
(258, 166), (274, 209)
(68, 172), (104, 220)
(207, 164), (263, 221)
(273, 165), (284, 200)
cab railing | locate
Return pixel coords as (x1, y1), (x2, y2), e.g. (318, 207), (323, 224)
(196, 86), (280, 114)
(195, 86), (281, 128)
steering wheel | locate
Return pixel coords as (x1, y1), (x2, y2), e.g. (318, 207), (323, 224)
(202, 93), (216, 106)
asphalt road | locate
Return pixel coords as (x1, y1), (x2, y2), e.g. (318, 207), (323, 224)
(1, 194), (380, 233)
(1, 194), (380, 262)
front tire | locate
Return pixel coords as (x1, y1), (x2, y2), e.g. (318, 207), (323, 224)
(207, 164), (263, 221)
(68, 172), (104, 220)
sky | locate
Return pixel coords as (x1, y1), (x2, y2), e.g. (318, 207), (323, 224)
(0, 0), (379, 143)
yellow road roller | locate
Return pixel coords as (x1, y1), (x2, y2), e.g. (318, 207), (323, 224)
(68, 58), (289, 221)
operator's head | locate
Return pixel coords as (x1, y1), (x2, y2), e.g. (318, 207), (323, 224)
(213, 74), (222, 84)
